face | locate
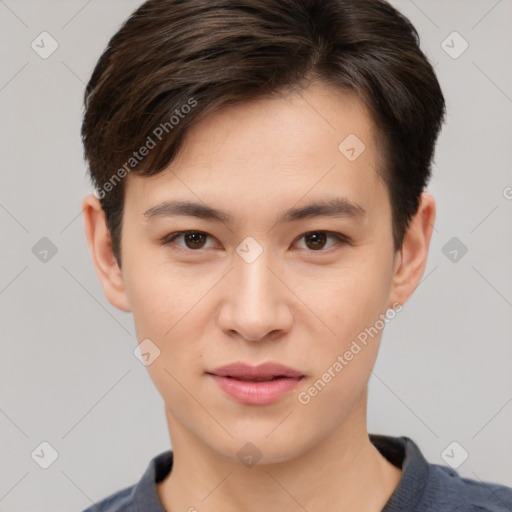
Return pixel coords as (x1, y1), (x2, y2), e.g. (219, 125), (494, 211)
(114, 81), (403, 463)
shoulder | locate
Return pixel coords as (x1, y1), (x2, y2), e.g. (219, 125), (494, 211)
(371, 435), (512, 512)
(425, 462), (512, 511)
(80, 484), (136, 512)
(79, 450), (173, 512)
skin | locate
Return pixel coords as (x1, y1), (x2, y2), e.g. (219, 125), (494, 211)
(82, 80), (435, 512)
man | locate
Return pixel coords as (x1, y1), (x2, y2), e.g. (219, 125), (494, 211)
(80, 0), (512, 510)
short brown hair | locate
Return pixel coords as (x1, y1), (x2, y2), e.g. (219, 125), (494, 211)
(81, 0), (446, 266)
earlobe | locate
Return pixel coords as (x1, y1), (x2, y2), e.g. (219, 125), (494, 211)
(388, 192), (436, 308)
(82, 194), (131, 312)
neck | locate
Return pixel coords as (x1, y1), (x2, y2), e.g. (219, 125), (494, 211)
(157, 395), (402, 512)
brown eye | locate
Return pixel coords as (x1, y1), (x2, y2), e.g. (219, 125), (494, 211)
(304, 232), (328, 250)
(161, 231), (213, 250)
(182, 232), (208, 249)
(296, 231), (348, 252)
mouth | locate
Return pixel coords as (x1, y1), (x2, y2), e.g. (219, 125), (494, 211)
(223, 375), (290, 382)
(206, 362), (305, 405)
(208, 361), (304, 380)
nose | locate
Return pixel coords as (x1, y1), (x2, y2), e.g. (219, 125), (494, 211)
(217, 250), (293, 342)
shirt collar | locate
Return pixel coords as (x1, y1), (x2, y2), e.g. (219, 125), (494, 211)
(132, 434), (428, 512)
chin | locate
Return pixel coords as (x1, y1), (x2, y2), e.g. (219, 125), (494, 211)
(206, 424), (318, 468)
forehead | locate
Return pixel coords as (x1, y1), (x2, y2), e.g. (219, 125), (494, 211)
(124, 81), (388, 221)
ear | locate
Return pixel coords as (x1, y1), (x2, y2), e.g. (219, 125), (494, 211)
(82, 194), (131, 312)
(388, 192), (436, 308)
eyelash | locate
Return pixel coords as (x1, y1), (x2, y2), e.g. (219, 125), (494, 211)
(158, 230), (350, 253)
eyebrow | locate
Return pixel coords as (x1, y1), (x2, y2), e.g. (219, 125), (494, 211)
(144, 197), (366, 224)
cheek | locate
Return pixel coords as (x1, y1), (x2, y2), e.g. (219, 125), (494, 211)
(125, 253), (201, 338)
(128, 277), (170, 340)
(297, 270), (390, 420)
(302, 255), (393, 398)
(128, 269), (207, 412)
(125, 256), (213, 369)
(317, 258), (392, 336)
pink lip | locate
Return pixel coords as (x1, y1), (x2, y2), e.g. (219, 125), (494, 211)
(207, 362), (304, 405)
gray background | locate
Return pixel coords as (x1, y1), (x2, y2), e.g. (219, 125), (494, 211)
(1, 0), (511, 510)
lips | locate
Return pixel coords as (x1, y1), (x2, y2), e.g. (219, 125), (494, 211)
(207, 362), (304, 405)
(208, 362), (304, 380)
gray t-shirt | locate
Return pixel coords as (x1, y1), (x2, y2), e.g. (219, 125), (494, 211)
(81, 434), (512, 511)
